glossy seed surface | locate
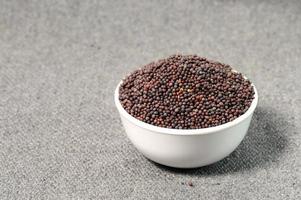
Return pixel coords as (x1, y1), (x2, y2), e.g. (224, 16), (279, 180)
(119, 55), (255, 129)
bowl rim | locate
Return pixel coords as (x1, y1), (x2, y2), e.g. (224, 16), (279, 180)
(114, 79), (258, 135)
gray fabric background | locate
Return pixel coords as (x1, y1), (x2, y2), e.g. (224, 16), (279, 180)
(0, 0), (300, 199)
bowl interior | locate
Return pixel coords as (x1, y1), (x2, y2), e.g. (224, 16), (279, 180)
(115, 80), (258, 135)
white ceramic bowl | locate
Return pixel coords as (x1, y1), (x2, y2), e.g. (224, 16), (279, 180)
(114, 81), (258, 168)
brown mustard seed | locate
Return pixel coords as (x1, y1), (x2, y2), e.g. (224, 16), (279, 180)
(119, 54), (255, 129)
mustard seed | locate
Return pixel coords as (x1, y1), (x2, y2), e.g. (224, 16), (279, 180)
(119, 55), (255, 129)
